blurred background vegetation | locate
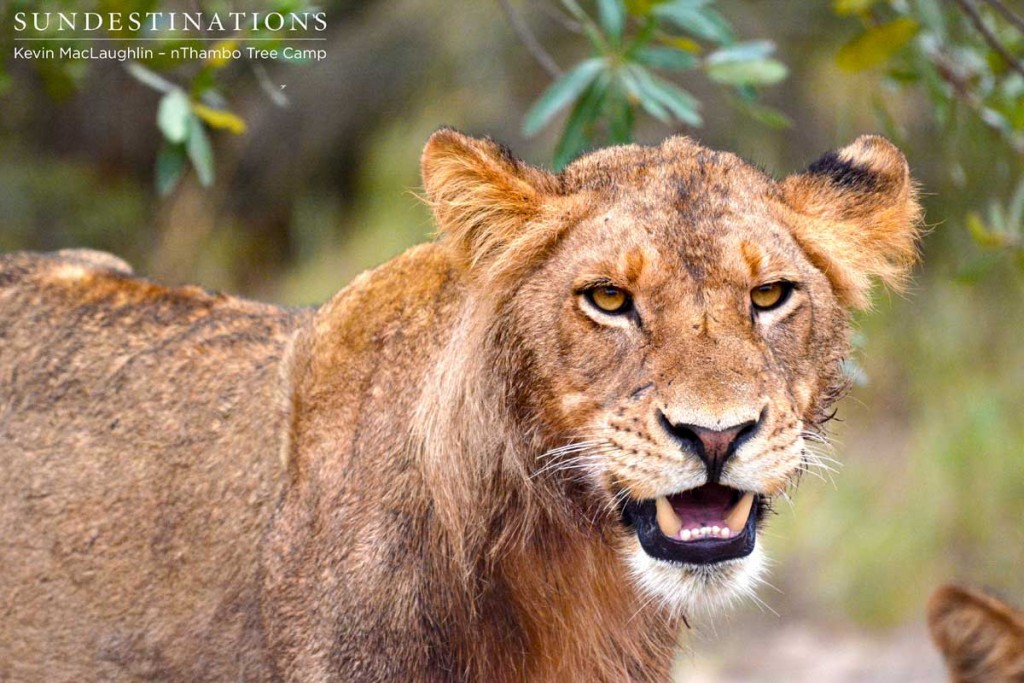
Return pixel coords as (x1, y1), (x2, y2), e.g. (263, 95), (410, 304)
(1, 0), (1022, 679)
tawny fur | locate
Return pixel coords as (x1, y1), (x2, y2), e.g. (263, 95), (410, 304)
(0, 130), (921, 681)
(929, 584), (1024, 683)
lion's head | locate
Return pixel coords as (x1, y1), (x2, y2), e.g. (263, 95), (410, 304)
(420, 130), (921, 617)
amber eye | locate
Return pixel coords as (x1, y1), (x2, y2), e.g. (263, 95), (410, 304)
(750, 282), (792, 311)
(587, 286), (632, 315)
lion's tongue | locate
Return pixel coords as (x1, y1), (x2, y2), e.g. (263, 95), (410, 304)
(654, 485), (754, 540)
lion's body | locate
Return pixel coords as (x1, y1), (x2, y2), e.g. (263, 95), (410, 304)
(0, 247), (674, 681)
(0, 131), (921, 681)
(0, 252), (300, 680)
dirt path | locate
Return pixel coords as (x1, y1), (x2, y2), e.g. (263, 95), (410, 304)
(676, 618), (947, 682)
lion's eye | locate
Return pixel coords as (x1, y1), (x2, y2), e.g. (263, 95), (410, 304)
(587, 286), (632, 315)
(750, 282), (792, 311)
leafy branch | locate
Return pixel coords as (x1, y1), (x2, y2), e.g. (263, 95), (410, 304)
(497, 0), (563, 77)
(953, 0), (1024, 79)
(509, 0), (790, 169)
(833, 0), (1024, 269)
(1, 0), (316, 196)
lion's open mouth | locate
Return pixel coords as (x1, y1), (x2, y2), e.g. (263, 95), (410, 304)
(621, 484), (759, 565)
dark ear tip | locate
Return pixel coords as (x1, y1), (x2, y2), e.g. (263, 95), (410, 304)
(844, 135), (910, 177)
(806, 135), (910, 192)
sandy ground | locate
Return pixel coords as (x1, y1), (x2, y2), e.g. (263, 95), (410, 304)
(676, 618), (948, 682)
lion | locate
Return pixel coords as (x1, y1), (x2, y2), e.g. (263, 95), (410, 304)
(0, 130), (921, 681)
(929, 584), (1024, 682)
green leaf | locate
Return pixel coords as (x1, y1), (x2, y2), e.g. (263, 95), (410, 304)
(886, 66), (922, 83)
(735, 83), (758, 103)
(597, 0), (626, 44)
(653, 3), (734, 45)
(645, 75), (702, 127)
(835, 19), (920, 73)
(734, 99), (792, 129)
(654, 0), (713, 10)
(560, 0), (609, 51)
(190, 67), (217, 97)
(833, 0), (879, 16)
(125, 62), (175, 93)
(553, 75), (609, 170)
(186, 118), (215, 187)
(155, 142), (187, 196)
(629, 66), (703, 126)
(707, 58), (788, 86)
(705, 40), (776, 65)
(633, 46), (698, 71)
(157, 89), (191, 144)
(605, 83), (634, 144)
(523, 58), (605, 137)
(619, 68), (671, 123)
(912, 0), (947, 39)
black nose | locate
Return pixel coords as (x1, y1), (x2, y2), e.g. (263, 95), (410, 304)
(658, 411), (761, 481)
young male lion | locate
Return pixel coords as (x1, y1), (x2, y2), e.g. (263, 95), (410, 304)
(0, 130), (921, 681)
(929, 584), (1024, 682)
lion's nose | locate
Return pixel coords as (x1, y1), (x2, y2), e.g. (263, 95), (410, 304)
(657, 411), (761, 481)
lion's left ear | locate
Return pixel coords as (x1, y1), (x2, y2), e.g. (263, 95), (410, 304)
(781, 135), (923, 309)
(421, 128), (559, 277)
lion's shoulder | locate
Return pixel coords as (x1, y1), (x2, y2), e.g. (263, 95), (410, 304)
(0, 250), (308, 386)
(0, 249), (129, 287)
(0, 249), (292, 319)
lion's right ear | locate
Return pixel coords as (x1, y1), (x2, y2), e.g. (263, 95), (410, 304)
(421, 128), (559, 275)
(781, 136), (923, 310)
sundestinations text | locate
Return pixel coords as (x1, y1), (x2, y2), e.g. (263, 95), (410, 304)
(13, 12), (327, 33)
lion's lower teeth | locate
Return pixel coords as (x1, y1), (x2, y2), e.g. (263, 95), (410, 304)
(654, 490), (754, 541)
(679, 526), (732, 541)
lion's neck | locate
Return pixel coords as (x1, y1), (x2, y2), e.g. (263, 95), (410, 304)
(407, 306), (681, 679)
(484, 519), (681, 681)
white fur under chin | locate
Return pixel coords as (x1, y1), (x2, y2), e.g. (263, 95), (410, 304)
(625, 538), (767, 620)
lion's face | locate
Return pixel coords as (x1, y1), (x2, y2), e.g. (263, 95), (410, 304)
(422, 131), (921, 616)
(515, 167), (848, 613)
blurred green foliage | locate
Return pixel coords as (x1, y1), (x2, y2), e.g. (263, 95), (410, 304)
(834, 0), (1024, 268)
(523, 0), (1024, 268)
(1, 0), (316, 193)
(519, 0), (790, 168)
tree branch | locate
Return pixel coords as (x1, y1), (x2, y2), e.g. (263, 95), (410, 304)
(981, 0), (1024, 35)
(538, 3), (583, 34)
(953, 0), (1024, 79)
(930, 50), (1024, 154)
(497, 0), (562, 78)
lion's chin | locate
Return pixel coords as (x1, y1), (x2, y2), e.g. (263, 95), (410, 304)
(625, 540), (767, 618)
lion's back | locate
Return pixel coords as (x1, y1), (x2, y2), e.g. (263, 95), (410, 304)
(0, 250), (307, 681)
